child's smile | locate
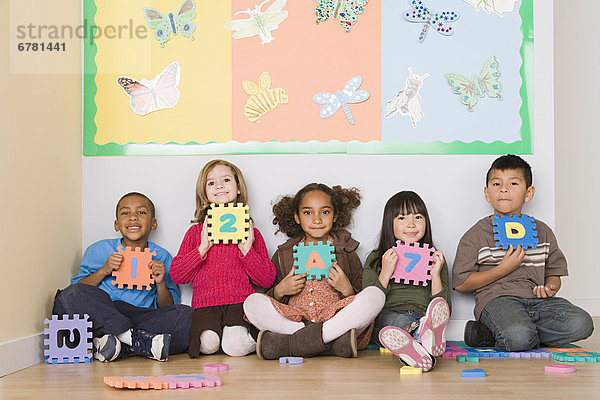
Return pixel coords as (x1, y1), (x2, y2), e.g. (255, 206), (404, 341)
(206, 164), (240, 204)
(393, 213), (426, 244)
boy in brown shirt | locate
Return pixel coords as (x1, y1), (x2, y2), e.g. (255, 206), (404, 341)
(453, 155), (593, 351)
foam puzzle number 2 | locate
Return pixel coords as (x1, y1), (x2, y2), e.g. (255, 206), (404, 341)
(207, 203), (250, 243)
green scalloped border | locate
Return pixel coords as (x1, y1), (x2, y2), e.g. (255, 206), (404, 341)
(83, 0), (533, 156)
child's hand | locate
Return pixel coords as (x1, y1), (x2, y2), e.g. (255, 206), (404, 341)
(431, 251), (445, 278)
(238, 219), (255, 256)
(198, 217), (213, 257)
(101, 253), (123, 276)
(533, 283), (558, 298)
(149, 260), (166, 285)
(380, 248), (398, 281)
(274, 268), (307, 300)
(499, 244), (525, 273)
(327, 263), (354, 297)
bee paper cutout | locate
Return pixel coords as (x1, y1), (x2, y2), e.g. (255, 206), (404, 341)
(463, 0), (518, 17)
(385, 67), (429, 128)
(117, 62), (181, 116)
(313, 76), (369, 125)
(445, 56), (502, 111)
(143, 0), (196, 47)
(242, 72), (289, 122)
(403, 0), (459, 43)
(315, 0), (369, 33)
(225, 0), (288, 44)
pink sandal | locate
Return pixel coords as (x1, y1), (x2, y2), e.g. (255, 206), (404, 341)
(379, 326), (433, 372)
(418, 297), (450, 357)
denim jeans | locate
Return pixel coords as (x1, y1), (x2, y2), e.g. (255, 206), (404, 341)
(53, 283), (194, 354)
(479, 296), (594, 352)
(371, 309), (424, 347)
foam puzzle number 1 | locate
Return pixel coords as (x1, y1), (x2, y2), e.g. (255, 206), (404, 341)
(390, 241), (435, 286)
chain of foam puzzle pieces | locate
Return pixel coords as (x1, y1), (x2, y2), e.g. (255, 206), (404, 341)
(112, 246), (155, 290)
(44, 314), (93, 364)
(293, 241), (336, 281)
(207, 202), (250, 244)
(390, 241), (435, 286)
(104, 374), (222, 390)
(442, 341), (600, 362)
(492, 214), (539, 249)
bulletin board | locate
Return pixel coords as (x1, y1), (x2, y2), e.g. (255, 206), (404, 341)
(83, 0), (533, 156)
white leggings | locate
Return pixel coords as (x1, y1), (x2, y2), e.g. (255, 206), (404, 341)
(244, 286), (385, 343)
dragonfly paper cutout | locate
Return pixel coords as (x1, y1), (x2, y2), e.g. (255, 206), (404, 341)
(313, 76), (369, 125)
(225, 0), (288, 44)
(403, 0), (459, 42)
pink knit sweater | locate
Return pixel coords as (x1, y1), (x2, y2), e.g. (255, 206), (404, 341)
(170, 223), (276, 309)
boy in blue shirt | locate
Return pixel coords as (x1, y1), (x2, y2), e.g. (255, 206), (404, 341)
(53, 192), (193, 361)
(453, 155), (593, 351)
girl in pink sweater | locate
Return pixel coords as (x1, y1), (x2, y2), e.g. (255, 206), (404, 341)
(170, 160), (276, 357)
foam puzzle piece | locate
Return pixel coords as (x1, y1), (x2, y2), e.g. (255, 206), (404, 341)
(203, 363), (229, 372)
(462, 368), (486, 378)
(104, 374), (222, 390)
(44, 314), (93, 364)
(279, 357), (303, 365)
(390, 241), (435, 286)
(457, 355), (479, 362)
(550, 350), (600, 362)
(465, 347), (509, 358)
(508, 349), (550, 359)
(440, 342), (468, 358)
(293, 241), (335, 281)
(112, 246), (156, 290)
(400, 366), (422, 375)
(380, 347), (393, 355)
(545, 364), (576, 373)
(492, 214), (538, 249)
(207, 203), (250, 244)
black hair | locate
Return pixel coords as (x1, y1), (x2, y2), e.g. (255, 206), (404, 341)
(272, 183), (361, 238)
(115, 192), (155, 219)
(370, 191), (434, 268)
(486, 154), (533, 188)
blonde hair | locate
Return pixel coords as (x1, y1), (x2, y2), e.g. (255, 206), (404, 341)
(192, 160), (249, 224)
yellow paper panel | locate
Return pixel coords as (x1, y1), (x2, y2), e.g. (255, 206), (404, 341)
(93, 0), (231, 145)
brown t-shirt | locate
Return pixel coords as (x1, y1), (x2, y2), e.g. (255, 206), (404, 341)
(452, 216), (568, 319)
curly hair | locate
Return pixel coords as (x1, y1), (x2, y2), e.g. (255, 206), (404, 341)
(272, 183), (361, 238)
(192, 160), (249, 224)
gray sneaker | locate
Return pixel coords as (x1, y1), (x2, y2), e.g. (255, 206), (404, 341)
(93, 334), (121, 362)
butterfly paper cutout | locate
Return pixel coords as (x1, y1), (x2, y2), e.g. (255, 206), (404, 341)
(313, 76), (369, 124)
(143, 0), (196, 47)
(445, 56), (502, 111)
(225, 0), (288, 44)
(385, 67), (429, 128)
(463, 0), (518, 17)
(117, 62), (181, 116)
(316, 0), (368, 32)
(403, 0), (459, 42)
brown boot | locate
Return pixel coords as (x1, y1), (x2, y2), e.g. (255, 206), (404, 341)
(321, 329), (358, 358)
(289, 322), (326, 357)
(256, 330), (291, 360)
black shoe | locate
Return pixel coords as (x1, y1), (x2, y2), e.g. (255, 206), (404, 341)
(131, 328), (171, 361)
(93, 334), (121, 362)
(464, 320), (495, 347)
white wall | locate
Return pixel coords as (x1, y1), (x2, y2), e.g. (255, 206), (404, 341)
(82, 3), (592, 328)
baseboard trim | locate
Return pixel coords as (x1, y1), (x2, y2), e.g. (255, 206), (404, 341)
(0, 333), (44, 377)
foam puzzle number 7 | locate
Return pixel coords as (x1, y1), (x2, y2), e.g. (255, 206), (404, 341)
(390, 241), (435, 286)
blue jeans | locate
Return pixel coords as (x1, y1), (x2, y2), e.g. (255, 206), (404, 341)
(53, 283), (194, 354)
(479, 296), (594, 352)
(372, 309), (424, 347)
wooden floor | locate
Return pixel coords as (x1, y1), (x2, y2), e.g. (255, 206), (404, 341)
(2, 321), (599, 400)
